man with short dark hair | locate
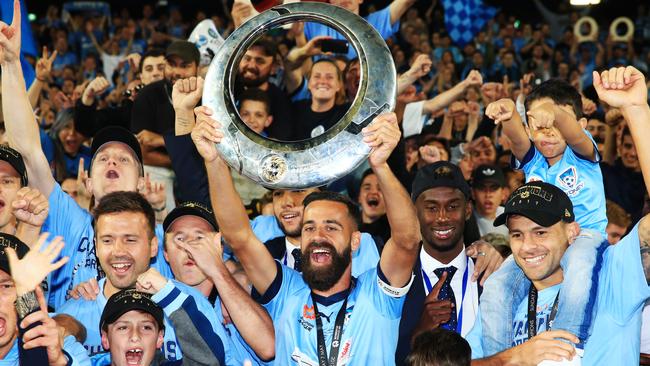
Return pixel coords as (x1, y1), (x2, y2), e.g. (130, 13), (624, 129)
(58, 191), (231, 362)
(396, 162), (503, 365)
(234, 39), (293, 141)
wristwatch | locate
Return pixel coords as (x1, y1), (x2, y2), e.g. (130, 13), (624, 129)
(15, 291), (39, 320)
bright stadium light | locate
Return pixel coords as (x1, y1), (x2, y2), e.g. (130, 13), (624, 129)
(570, 0), (601, 5)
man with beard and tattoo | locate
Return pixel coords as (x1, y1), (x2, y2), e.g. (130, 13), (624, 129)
(192, 109), (421, 365)
(234, 39), (293, 141)
(395, 161), (505, 365)
(249, 186), (380, 277)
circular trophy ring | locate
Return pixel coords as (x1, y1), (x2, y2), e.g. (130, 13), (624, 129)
(203, 2), (396, 189)
(574, 17), (598, 43)
(610, 17), (634, 42)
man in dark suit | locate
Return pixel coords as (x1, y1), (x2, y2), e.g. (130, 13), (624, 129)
(396, 162), (504, 365)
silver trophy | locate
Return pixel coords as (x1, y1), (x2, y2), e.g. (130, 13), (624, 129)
(202, 2), (396, 189)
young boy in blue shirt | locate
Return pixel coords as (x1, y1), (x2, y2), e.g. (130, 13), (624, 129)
(482, 78), (609, 357)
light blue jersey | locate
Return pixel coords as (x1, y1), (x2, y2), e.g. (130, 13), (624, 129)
(250, 215), (380, 278)
(44, 183), (171, 309)
(58, 278), (234, 364)
(467, 223), (650, 364)
(257, 263), (410, 366)
(303, 6), (398, 60)
(0, 335), (90, 365)
(514, 136), (607, 234)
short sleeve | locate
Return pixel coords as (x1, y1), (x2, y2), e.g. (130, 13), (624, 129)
(599, 223), (650, 322)
(511, 143), (540, 172)
(252, 262), (308, 320)
(359, 265), (412, 319)
(43, 183), (93, 260)
(365, 6), (399, 39)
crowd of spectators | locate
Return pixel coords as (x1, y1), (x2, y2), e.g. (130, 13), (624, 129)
(0, 0), (646, 365)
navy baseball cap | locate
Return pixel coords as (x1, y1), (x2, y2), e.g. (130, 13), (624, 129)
(412, 161), (471, 202)
(90, 126), (144, 176)
(494, 181), (574, 227)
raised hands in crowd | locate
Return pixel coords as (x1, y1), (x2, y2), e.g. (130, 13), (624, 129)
(0, 0), (649, 364)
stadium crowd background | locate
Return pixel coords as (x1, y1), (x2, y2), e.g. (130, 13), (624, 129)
(0, 0), (648, 364)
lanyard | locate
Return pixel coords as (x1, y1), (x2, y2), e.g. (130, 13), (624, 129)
(421, 257), (470, 334)
(311, 295), (349, 366)
(527, 284), (560, 339)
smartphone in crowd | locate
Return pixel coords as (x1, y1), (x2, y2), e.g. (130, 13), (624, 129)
(318, 39), (349, 54)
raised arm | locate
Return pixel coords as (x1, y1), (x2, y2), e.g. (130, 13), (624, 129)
(172, 76), (203, 136)
(485, 98), (531, 161)
(389, 0), (416, 24)
(527, 102), (595, 161)
(176, 232), (275, 360)
(593, 66), (650, 282)
(190, 106), (278, 295)
(27, 47), (56, 108)
(422, 70), (482, 115)
(0, 0), (56, 197)
(397, 54), (432, 95)
(365, 113), (421, 286)
(594, 67), (650, 192)
(284, 36), (328, 94)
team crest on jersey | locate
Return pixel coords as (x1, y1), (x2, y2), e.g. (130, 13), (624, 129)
(303, 304), (315, 320)
(557, 166), (584, 197)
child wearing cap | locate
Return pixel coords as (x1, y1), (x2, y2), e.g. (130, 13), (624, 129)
(94, 286), (227, 366)
(483, 78), (609, 357)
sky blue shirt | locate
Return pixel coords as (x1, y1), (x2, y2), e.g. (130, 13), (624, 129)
(0, 335), (90, 365)
(256, 263), (409, 365)
(514, 134), (607, 235)
(303, 6), (398, 60)
(467, 223), (650, 364)
(59, 278), (234, 364)
(250, 215), (380, 277)
(44, 183), (170, 310)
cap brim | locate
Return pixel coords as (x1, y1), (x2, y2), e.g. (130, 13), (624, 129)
(493, 209), (561, 227)
(474, 178), (506, 187)
(101, 304), (164, 331)
(90, 127), (143, 175)
(162, 207), (218, 232)
(0, 259), (9, 275)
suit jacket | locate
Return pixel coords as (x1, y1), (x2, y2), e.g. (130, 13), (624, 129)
(395, 258), (483, 365)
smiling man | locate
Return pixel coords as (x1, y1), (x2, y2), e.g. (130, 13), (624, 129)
(58, 192), (231, 362)
(467, 181), (650, 365)
(395, 162), (504, 365)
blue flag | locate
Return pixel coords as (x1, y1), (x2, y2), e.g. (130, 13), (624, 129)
(0, 0), (37, 87)
(442, 0), (498, 47)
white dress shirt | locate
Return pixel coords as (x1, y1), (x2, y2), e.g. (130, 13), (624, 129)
(282, 238), (300, 269)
